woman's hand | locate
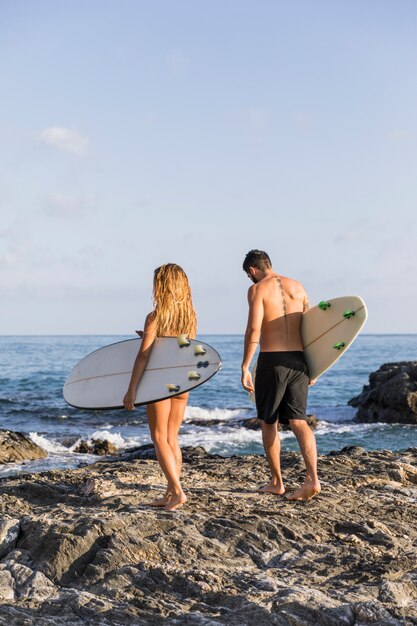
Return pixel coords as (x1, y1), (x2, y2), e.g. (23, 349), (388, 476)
(123, 389), (136, 410)
(308, 378), (317, 387)
(241, 367), (254, 393)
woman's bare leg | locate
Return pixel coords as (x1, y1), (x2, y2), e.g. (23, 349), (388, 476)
(167, 392), (188, 480)
(164, 393), (188, 510)
(147, 399), (186, 510)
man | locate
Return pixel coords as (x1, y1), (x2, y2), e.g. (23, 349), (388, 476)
(241, 249), (321, 501)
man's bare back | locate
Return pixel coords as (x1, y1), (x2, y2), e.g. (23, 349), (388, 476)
(253, 273), (308, 352)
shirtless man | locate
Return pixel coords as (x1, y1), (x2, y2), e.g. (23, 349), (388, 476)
(241, 249), (321, 501)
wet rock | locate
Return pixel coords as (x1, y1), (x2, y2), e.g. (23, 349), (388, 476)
(122, 444), (212, 461)
(73, 438), (117, 455)
(349, 361), (417, 423)
(186, 418), (226, 426)
(0, 430), (47, 464)
(328, 445), (366, 457)
(239, 414), (318, 431)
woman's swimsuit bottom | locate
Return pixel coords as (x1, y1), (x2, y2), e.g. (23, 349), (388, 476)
(255, 351), (309, 425)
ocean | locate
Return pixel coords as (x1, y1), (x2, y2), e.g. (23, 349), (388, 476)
(1, 334), (416, 477)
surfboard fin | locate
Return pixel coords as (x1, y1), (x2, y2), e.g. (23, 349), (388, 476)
(188, 371), (201, 381)
(333, 342), (346, 350)
(343, 310), (355, 319)
(194, 345), (206, 355)
(319, 301), (331, 310)
(166, 384), (181, 392)
(177, 334), (191, 347)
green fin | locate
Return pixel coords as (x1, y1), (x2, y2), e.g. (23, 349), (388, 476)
(333, 342), (346, 350)
(319, 301), (331, 310)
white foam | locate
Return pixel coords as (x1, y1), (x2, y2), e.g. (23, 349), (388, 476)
(315, 421), (387, 436)
(68, 429), (148, 452)
(29, 432), (69, 454)
(179, 422), (294, 456)
(89, 430), (128, 448)
(185, 405), (254, 421)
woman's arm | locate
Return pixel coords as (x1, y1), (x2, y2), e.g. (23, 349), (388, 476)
(123, 312), (157, 410)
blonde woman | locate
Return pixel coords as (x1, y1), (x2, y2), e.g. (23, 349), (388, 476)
(123, 263), (197, 511)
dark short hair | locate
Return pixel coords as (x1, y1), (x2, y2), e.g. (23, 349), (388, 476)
(242, 249), (272, 272)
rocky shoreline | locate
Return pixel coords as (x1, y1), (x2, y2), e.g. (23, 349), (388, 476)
(0, 445), (416, 625)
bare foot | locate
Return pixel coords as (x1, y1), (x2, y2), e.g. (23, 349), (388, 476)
(286, 481), (321, 502)
(164, 492), (187, 511)
(149, 493), (171, 507)
(257, 481), (286, 496)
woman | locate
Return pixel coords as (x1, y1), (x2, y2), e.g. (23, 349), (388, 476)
(123, 263), (197, 511)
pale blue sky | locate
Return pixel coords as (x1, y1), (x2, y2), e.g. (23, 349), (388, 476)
(1, 0), (416, 334)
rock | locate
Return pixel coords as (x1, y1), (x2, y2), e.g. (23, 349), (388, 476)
(349, 361), (417, 423)
(186, 418), (226, 426)
(0, 518), (20, 558)
(328, 445), (366, 457)
(239, 414), (319, 431)
(0, 447), (416, 624)
(0, 569), (14, 601)
(122, 444), (211, 461)
(73, 438), (117, 455)
(0, 430), (47, 464)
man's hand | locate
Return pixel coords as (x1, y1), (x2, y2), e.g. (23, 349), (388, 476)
(308, 378), (317, 387)
(241, 367), (254, 393)
(135, 330), (144, 338)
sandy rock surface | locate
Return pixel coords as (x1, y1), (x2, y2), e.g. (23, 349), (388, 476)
(0, 446), (416, 625)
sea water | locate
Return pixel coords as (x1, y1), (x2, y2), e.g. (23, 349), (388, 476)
(0, 334), (416, 477)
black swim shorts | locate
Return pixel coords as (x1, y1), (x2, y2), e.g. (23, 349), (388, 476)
(255, 351), (309, 425)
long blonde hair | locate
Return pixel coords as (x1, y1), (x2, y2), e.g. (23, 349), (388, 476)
(152, 264), (197, 338)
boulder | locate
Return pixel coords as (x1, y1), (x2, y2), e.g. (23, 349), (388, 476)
(349, 361), (417, 423)
(0, 430), (47, 464)
(73, 439), (117, 455)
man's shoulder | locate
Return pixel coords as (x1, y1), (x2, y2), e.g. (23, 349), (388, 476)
(281, 275), (304, 288)
(281, 275), (306, 297)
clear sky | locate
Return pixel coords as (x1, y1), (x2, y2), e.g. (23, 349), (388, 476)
(1, 0), (416, 334)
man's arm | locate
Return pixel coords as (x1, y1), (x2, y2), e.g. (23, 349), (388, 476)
(241, 285), (263, 392)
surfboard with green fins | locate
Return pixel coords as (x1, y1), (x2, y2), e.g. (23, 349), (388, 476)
(249, 295), (368, 402)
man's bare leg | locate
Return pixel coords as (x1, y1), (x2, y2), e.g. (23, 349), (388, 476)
(259, 421), (286, 495)
(287, 419), (321, 501)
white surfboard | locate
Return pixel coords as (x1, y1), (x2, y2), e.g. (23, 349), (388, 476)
(64, 336), (222, 410)
(250, 295), (367, 402)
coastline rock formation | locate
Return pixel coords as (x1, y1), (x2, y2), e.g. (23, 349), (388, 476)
(0, 430), (47, 464)
(349, 361), (417, 424)
(73, 439), (118, 456)
(0, 445), (416, 624)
